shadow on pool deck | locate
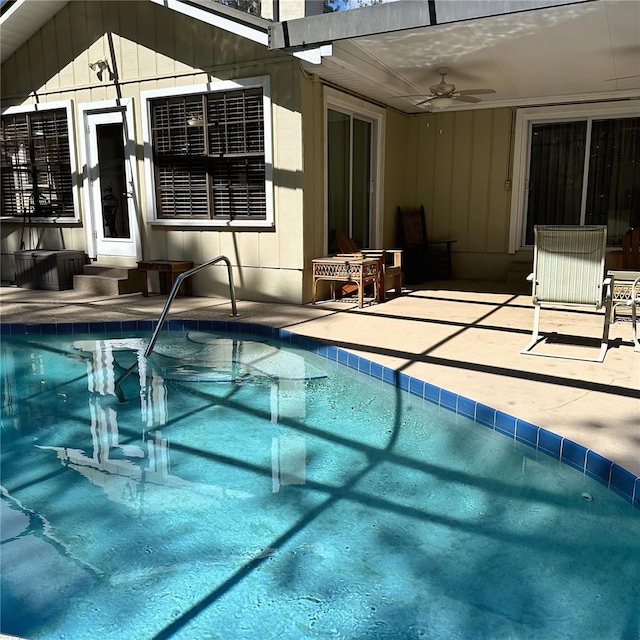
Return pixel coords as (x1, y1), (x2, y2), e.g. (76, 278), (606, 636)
(1, 280), (638, 477)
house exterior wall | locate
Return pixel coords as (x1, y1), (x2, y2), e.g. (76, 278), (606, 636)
(417, 108), (515, 280)
(382, 107), (516, 281)
(1, 1), (525, 300)
(1, 0), (308, 303)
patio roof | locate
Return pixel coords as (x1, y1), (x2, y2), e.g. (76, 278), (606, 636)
(2, 0), (637, 112)
(270, 0), (640, 113)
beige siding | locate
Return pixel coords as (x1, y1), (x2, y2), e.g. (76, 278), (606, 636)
(299, 74), (325, 301)
(417, 108), (514, 280)
(414, 108), (513, 255)
(382, 109), (416, 247)
(1, 1), (306, 302)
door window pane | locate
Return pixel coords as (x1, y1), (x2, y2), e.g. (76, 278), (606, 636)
(351, 118), (371, 249)
(326, 109), (373, 253)
(585, 117), (640, 245)
(327, 109), (350, 253)
(525, 116), (640, 246)
(96, 123), (130, 238)
(525, 121), (586, 244)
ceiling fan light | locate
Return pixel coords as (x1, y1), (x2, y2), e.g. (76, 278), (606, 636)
(430, 96), (455, 110)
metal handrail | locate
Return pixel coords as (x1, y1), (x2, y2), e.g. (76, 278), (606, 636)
(144, 255), (238, 357)
(112, 255), (237, 400)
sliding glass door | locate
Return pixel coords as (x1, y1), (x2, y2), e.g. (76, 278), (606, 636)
(525, 116), (639, 245)
(327, 108), (373, 253)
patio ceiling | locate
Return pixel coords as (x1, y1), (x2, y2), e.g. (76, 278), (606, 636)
(271, 0), (640, 113)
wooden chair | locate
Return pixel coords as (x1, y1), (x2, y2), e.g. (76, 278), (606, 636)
(522, 225), (612, 362)
(331, 229), (403, 301)
(621, 227), (640, 269)
(396, 206), (455, 284)
(609, 228), (640, 322)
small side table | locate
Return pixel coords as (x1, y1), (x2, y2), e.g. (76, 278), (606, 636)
(312, 257), (380, 308)
(137, 260), (194, 296)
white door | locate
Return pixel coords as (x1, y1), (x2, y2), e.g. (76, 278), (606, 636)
(83, 104), (141, 259)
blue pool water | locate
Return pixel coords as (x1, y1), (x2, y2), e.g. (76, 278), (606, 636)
(1, 328), (639, 640)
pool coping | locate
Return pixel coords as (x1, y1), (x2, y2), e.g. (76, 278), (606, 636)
(2, 318), (638, 509)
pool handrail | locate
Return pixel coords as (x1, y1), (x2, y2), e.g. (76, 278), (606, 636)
(112, 256), (237, 401)
(144, 255), (238, 358)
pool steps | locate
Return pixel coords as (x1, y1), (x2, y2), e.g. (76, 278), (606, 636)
(2, 318), (638, 509)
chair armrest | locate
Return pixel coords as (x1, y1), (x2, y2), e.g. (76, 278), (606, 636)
(386, 249), (403, 268)
(602, 276), (613, 302)
(361, 249), (403, 268)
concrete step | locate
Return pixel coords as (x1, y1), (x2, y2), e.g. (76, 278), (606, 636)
(505, 260), (532, 288)
(73, 265), (143, 296)
(82, 265), (133, 279)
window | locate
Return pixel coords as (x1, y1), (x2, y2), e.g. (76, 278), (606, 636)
(510, 102), (640, 250)
(1, 108), (74, 218)
(150, 87), (267, 221)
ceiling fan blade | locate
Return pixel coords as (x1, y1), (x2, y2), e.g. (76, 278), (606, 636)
(457, 88), (496, 96)
(389, 94), (436, 99)
(416, 97), (435, 106)
(456, 94), (482, 104)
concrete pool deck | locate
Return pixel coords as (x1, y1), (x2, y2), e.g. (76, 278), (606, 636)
(1, 281), (638, 479)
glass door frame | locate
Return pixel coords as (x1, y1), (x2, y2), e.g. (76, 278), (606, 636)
(508, 100), (640, 253)
(78, 99), (141, 260)
(323, 87), (385, 252)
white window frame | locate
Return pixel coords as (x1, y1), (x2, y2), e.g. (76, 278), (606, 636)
(140, 76), (273, 228)
(323, 87), (386, 248)
(0, 100), (80, 223)
(508, 99), (640, 253)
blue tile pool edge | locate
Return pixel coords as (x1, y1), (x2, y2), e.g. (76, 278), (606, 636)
(2, 319), (638, 509)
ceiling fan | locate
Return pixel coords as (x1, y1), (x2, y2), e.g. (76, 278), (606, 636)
(404, 68), (496, 110)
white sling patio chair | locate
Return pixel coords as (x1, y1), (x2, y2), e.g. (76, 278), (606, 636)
(522, 225), (613, 362)
(629, 275), (640, 352)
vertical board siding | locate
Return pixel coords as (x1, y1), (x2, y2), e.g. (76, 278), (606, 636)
(432, 113), (455, 242)
(487, 108), (513, 253)
(468, 110), (493, 251)
(383, 110), (417, 247)
(55, 8), (75, 89)
(300, 73), (324, 266)
(40, 20), (59, 92)
(413, 107), (512, 256)
(450, 111), (474, 253)
(135, 2), (159, 78)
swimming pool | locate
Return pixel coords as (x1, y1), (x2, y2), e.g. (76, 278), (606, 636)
(1, 321), (639, 640)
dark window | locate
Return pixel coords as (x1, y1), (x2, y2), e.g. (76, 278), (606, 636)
(526, 116), (640, 246)
(1, 109), (74, 218)
(150, 88), (266, 220)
